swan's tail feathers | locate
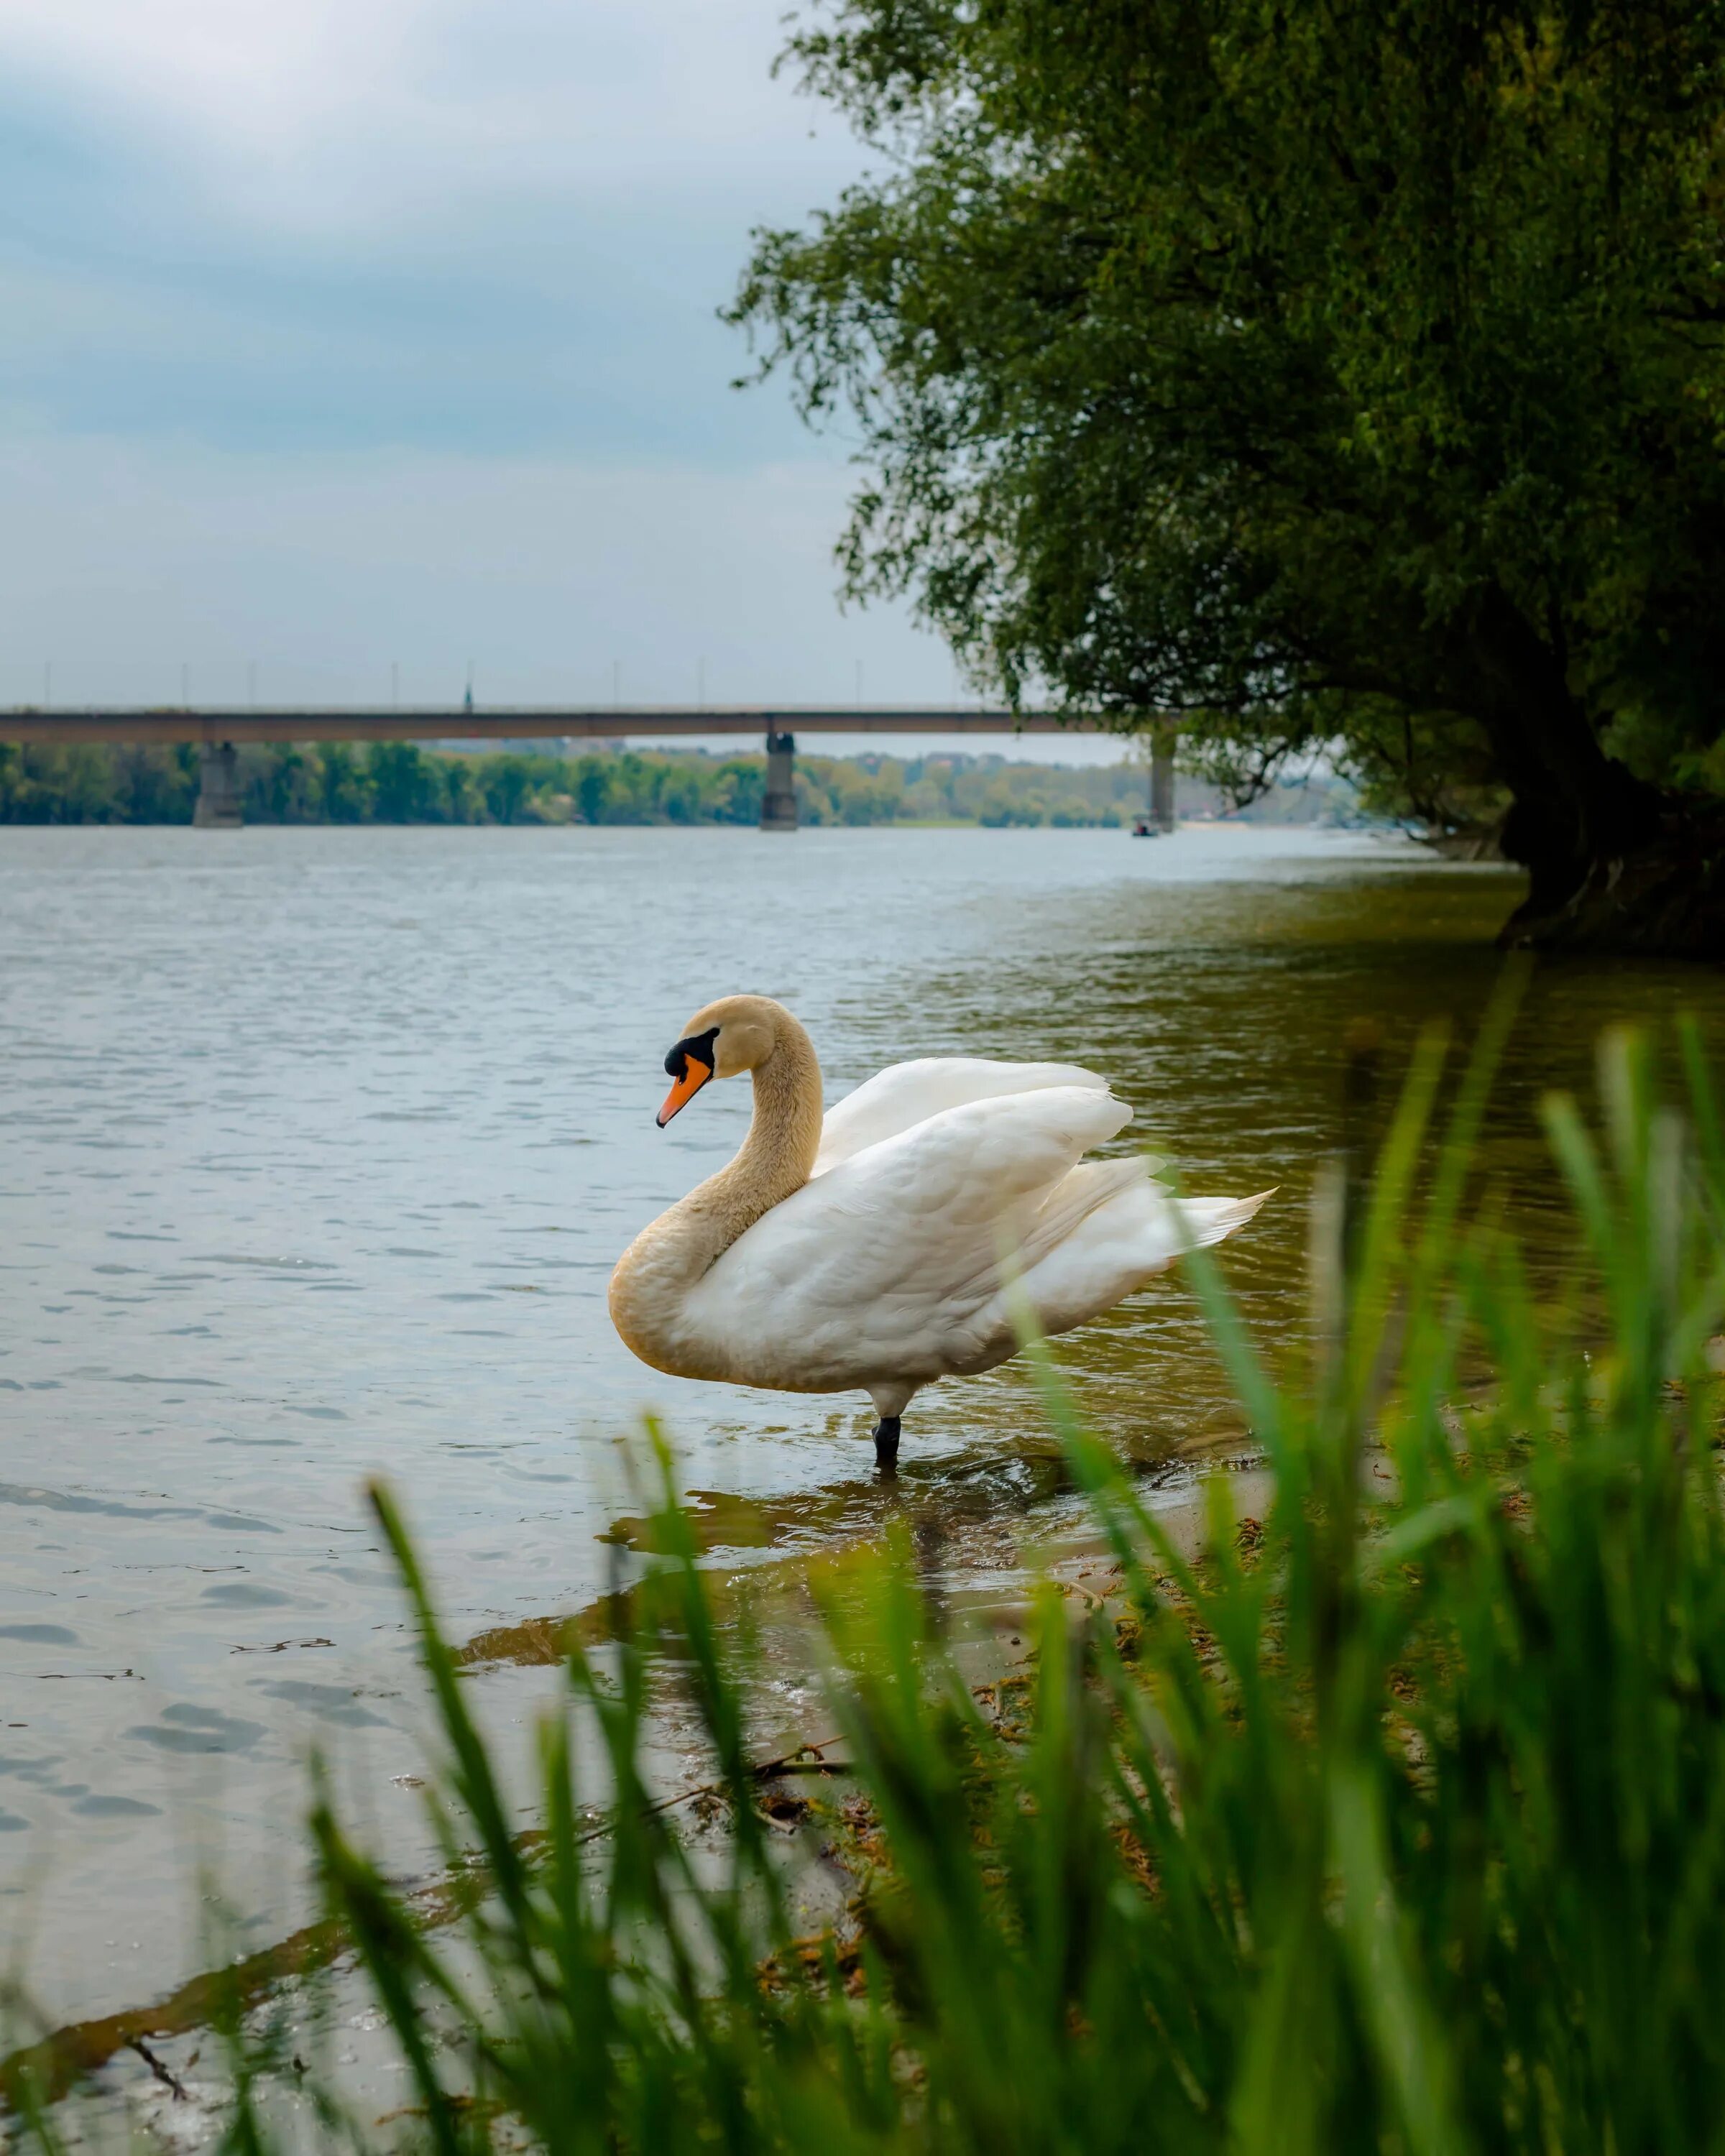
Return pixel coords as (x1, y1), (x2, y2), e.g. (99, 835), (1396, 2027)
(1175, 1186), (1277, 1250)
(985, 1181), (1274, 1352)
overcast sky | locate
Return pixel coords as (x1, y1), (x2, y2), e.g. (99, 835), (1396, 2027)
(1, 0), (1126, 758)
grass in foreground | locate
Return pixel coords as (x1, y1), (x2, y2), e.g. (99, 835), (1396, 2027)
(17, 1000), (1725, 2154)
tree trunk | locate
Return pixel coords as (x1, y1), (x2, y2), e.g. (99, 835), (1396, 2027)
(1450, 587), (1725, 958)
(1497, 801), (1725, 957)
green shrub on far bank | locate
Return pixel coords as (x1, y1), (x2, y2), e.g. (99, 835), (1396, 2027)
(0, 739), (1361, 830)
(0, 742), (203, 824)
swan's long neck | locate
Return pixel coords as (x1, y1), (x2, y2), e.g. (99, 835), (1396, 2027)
(682, 1020), (823, 1261)
(608, 1015), (823, 1376)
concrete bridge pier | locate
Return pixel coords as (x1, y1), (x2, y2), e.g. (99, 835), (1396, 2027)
(193, 741), (244, 829)
(760, 729), (797, 831)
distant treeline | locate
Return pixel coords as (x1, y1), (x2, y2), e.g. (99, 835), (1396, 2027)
(0, 739), (1177, 828)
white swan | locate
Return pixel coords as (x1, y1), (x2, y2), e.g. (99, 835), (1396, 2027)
(608, 995), (1270, 1469)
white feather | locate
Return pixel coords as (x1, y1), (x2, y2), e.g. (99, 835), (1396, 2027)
(812, 1055), (1110, 1175)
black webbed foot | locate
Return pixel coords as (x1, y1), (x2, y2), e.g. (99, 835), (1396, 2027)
(873, 1416), (901, 1475)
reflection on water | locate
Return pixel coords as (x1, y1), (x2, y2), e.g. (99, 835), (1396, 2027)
(1, 821), (1719, 2028)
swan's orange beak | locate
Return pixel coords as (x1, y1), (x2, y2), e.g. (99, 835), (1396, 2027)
(656, 1054), (713, 1128)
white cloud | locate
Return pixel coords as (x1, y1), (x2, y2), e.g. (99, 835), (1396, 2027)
(0, 0), (864, 454)
(0, 2), (968, 718)
(3, 0), (857, 240)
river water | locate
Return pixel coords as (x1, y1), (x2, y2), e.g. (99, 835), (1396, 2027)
(1, 822), (1718, 2040)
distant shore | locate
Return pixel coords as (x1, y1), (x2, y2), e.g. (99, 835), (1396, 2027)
(0, 737), (1367, 831)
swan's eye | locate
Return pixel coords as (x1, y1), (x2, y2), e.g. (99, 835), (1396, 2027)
(663, 1026), (719, 1079)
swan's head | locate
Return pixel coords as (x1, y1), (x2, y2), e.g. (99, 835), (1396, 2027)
(656, 994), (788, 1127)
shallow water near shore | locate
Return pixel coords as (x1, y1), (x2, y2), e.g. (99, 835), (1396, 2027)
(1, 820), (1719, 2052)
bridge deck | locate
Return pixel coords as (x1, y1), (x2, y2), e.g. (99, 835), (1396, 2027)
(1, 706), (1108, 747)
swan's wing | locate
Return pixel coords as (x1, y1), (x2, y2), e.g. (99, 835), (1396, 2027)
(687, 1085), (1133, 1390)
(814, 1056), (1110, 1176)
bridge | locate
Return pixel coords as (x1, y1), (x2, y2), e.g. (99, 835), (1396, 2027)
(1, 704), (1177, 832)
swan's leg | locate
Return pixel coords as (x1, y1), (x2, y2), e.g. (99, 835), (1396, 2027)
(867, 1386), (912, 1476)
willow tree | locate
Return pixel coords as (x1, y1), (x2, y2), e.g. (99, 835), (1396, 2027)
(730, 0), (1725, 952)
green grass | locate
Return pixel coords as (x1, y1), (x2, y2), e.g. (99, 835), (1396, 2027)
(18, 992), (1725, 2153)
